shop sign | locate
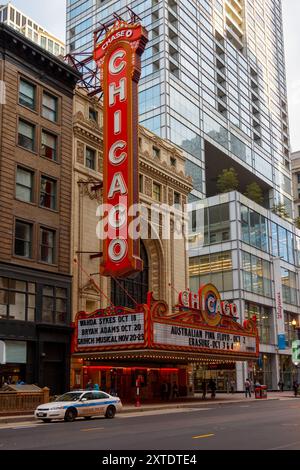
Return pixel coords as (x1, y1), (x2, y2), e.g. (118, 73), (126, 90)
(153, 323), (256, 354)
(273, 258), (286, 349)
(94, 21), (148, 277)
(77, 312), (145, 348)
(178, 283), (238, 327)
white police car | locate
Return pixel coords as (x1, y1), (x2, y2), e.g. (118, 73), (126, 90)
(35, 390), (122, 423)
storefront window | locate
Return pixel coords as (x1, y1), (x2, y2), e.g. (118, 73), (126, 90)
(189, 251), (233, 292)
(0, 278), (36, 322)
(279, 355), (296, 390)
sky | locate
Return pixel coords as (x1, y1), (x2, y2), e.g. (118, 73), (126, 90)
(8, 0), (300, 152)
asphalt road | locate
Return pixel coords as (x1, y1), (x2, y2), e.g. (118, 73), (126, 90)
(1, 398), (300, 450)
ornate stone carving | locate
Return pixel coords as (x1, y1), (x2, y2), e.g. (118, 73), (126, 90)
(144, 176), (152, 197)
(168, 188), (173, 206)
(77, 141), (85, 165)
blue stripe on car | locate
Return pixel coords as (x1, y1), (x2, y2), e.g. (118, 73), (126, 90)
(63, 399), (118, 409)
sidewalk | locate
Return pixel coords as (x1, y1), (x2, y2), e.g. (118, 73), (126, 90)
(0, 391), (296, 425)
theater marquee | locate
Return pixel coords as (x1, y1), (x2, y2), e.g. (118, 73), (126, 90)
(94, 20), (148, 278)
(72, 284), (259, 361)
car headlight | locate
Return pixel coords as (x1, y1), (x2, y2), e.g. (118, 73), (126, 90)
(50, 406), (64, 410)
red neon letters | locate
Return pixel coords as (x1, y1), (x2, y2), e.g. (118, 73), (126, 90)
(94, 21), (148, 277)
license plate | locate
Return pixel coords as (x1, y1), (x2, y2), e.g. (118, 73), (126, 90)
(37, 413), (46, 417)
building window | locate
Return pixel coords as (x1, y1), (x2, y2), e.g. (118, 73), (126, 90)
(18, 119), (35, 151)
(40, 176), (57, 210)
(16, 167), (34, 203)
(284, 312), (298, 347)
(14, 220), (32, 258)
(139, 175), (143, 193)
(245, 303), (271, 344)
(242, 251), (272, 297)
(41, 131), (57, 161)
(241, 205), (269, 252)
(86, 147), (96, 170)
(153, 183), (161, 201)
(41, 36), (47, 49)
(281, 268), (297, 305)
(19, 79), (36, 110)
(48, 40), (54, 54)
(89, 108), (98, 122)
(189, 252), (233, 292)
(40, 228), (55, 264)
(152, 146), (160, 159)
(174, 192), (180, 205)
(111, 242), (149, 309)
(42, 286), (68, 324)
(0, 278), (36, 322)
(170, 157), (177, 167)
(199, 203), (230, 244)
(42, 92), (58, 122)
(297, 173), (300, 185)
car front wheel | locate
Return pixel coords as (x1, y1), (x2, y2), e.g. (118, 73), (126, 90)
(64, 408), (77, 422)
(105, 405), (116, 419)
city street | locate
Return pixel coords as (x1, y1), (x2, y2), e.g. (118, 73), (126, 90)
(1, 398), (300, 450)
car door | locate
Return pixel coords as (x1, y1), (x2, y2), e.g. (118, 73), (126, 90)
(91, 391), (107, 415)
(77, 392), (93, 417)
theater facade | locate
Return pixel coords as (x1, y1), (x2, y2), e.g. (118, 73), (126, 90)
(71, 284), (259, 401)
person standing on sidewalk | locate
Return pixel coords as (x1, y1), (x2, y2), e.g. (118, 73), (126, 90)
(245, 378), (252, 398)
(293, 380), (299, 397)
(202, 380), (207, 400)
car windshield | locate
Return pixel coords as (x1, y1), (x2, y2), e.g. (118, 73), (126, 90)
(55, 392), (82, 402)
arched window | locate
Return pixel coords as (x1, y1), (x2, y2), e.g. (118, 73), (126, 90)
(111, 242), (149, 308)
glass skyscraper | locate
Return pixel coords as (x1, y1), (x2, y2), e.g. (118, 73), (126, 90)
(66, 1), (300, 391)
(66, 0), (292, 210)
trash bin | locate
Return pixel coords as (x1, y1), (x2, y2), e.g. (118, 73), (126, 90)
(255, 385), (267, 399)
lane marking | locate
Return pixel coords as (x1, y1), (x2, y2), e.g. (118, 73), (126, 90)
(81, 427), (105, 432)
(269, 440), (300, 450)
(193, 433), (215, 439)
(118, 408), (212, 418)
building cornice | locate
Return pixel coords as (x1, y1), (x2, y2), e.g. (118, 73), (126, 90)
(0, 24), (80, 93)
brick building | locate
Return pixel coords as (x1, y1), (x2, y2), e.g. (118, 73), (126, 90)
(0, 24), (80, 394)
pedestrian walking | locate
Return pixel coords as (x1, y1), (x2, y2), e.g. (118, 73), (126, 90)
(160, 381), (168, 401)
(202, 380), (207, 400)
(230, 379), (235, 394)
(293, 380), (299, 397)
(278, 380), (284, 392)
(209, 379), (216, 399)
(245, 378), (251, 398)
(172, 382), (179, 399)
(86, 379), (93, 390)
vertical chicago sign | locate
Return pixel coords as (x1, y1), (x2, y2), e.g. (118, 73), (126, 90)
(94, 20), (148, 277)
